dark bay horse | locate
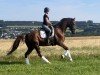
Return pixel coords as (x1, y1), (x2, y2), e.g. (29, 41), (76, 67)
(7, 18), (75, 64)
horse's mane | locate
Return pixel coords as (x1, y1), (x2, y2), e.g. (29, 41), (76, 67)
(53, 18), (73, 28)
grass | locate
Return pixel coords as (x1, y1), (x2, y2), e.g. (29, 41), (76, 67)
(0, 36), (100, 75)
(0, 54), (100, 75)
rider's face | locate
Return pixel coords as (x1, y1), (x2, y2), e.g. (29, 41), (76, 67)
(45, 11), (49, 14)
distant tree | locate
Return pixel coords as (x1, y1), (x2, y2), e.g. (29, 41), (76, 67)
(87, 20), (93, 26)
(0, 20), (5, 27)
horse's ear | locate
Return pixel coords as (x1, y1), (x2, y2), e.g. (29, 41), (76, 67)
(72, 18), (75, 21)
(73, 18), (75, 20)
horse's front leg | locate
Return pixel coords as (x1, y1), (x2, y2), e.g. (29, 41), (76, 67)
(58, 42), (73, 62)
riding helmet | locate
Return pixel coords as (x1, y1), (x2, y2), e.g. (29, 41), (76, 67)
(44, 7), (49, 13)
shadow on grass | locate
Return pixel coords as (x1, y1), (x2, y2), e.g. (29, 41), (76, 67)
(0, 61), (24, 65)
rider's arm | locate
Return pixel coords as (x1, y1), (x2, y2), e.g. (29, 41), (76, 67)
(45, 17), (52, 26)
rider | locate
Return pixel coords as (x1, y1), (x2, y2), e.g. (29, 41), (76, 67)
(42, 7), (52, 44)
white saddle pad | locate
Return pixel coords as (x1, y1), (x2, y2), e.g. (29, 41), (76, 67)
(40, 29), (54, 39)
(40, 30), (46, 38)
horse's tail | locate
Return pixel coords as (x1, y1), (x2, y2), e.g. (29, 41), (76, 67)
(7, 34), (25, 55)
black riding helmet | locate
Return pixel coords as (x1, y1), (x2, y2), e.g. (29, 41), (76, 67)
(44, 7), (49, 13)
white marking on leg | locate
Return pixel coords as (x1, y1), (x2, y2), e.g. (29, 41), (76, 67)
(62, 50), (67, 58)
(66, 50), (73, 61)
(63, 50), (73, 61)
(42, 56), (51, 64)
(64, 50), (68, 56)
(25, 58), (30, 65)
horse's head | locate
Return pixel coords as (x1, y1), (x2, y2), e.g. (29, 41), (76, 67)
(61, 18), (76, 34)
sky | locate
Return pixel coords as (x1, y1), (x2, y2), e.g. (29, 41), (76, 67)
(0, 0), (100, 22)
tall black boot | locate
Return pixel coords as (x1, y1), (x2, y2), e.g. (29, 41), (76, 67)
(46, 33), (50, 45)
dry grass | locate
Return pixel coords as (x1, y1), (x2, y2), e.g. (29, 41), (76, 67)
(0, 36), (100, 57)
(65, 36), (100, 47)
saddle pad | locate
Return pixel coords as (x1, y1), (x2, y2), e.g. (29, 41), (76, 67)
(40, 30), (46, 38)
(40, 28), (54, 39)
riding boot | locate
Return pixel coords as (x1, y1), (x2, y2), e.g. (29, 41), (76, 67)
(46, 37), (50, 45)
(46, 34), (50, 45)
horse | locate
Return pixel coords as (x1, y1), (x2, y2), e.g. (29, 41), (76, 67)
(7, 18), (76, 64)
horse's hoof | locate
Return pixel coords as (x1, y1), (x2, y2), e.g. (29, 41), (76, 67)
(70, 59), (73, 62)
(25, 61), (30, 65)
(61, 55), (65, 59)
(26, 63), (30, 65)
(48, 62), (51, 64)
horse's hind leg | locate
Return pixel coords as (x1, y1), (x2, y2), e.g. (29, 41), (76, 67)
(34, 45), (51, 64)
(25, 47), (34, 64)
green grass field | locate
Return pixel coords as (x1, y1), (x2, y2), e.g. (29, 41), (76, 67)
(0, 47), (100, 75)
(0, 37), (100, 75)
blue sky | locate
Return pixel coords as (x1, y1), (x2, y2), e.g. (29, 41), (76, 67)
(0, 0), (100, 22)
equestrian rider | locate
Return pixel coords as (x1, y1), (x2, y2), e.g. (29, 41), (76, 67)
(42, 7), (52, 44)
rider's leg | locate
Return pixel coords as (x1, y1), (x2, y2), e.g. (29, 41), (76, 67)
(42, 25), (51, 33)
(42, 25), (51, 44)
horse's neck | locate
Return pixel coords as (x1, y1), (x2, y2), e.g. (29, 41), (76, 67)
(54, 22), (67, 33)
